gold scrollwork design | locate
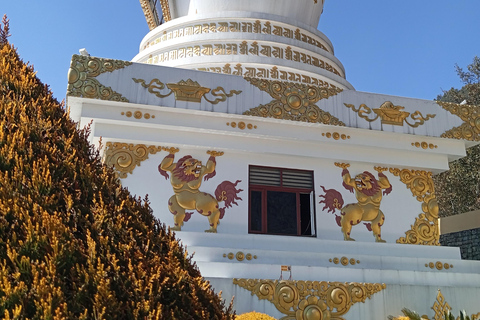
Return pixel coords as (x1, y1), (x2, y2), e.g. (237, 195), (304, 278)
(104, 142), (163, 178)
(344, 102), (435, 128)
(121, 110), (155, 120)
(223, 252), (257, 261)
(389, 168), (439, 245)
(226, 122), (257, 130)
(243, 78), (344, 126)
(133, 78), (241, 104)
(233, 279), (385, 320)
(67, 55), (131, 101)
(411, 142), (437, 149)
(322, 132), (350, 140)
(438, 101), (480, 141)
(424, 262), (453, 270)
(329, 257), (360, 266)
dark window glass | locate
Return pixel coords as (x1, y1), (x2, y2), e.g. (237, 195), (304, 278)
(250, 190), (262, 232)
(267, 191), (297, 235)
(249, 166), (315, 237)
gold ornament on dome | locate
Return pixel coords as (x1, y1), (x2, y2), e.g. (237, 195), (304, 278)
(67, 55), (131, 102)
(438, 101), (480, 141)
(389, 168), (439, 245)
(104, 142), (162, 178)
(233, 279), (386, 320)
(243, 78), (345, 126)
(139, 0), (158, 30)
(132, 78), (242, 104)
(159, 0), (171, 22)
(344, 102), (435, 127)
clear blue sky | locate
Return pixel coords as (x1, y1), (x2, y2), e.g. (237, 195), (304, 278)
(2, 1), (479, 102)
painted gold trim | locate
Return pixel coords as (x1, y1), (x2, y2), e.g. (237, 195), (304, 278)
(389, 168), (439, 245)
(438, 101), (480, 141)
(344, 102), (435, 128)
(104, 142), (162, 178)
(133, 78), (242, 104)
(197, 64), (338, 88)
(233, 278), (385, 320)
(141, 19), (329, 53)
(67, 55), (131, 102)
(243, 78), (344, 126)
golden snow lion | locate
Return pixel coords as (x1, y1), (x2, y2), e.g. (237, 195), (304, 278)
(159, 147), (242, 233)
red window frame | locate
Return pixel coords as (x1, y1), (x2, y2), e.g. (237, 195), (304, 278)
(248, 165), (315, 236)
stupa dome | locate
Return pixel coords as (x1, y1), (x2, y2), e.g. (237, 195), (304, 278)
(134, 0), (353, 91)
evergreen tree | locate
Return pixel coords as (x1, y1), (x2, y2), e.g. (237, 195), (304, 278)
(0, 16), (234, 319)
(434, 57), (480, 217)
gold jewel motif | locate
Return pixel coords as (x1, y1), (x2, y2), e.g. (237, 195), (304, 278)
(67, 55), (131, 102)
(199, 64), (338, 88)
(223, 252), (257, 261)
(226, 122), (257, 130)
(121, 111), (155, 119)
(141, 19), (329, 52)
(344, 102), (435, 128)
(243, 78), (344, 126)
(322, 132), (350, 140)
(389, 168), (439, 245)
(432, 290), (451, 320)
(424, 262), (453, 270)
(438, 101), (480, 141)
(133, 78), (242, 104)
(411, 142), (437, 149)
(150, 41), (341, 77)
(104, 142), (162, 178)
(233, 279), (386, 320)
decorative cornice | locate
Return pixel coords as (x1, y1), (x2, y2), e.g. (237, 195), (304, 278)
(243, 78), (344, 126)
(233, 279), (385, 320)
(344, 102), (435, 128)
(132, 78), (242, 104)
(437, 101), (480, 141)
(389, 168), (439, 245)
(104, 142), (162, 178)
(160, 0), (171, 22)
(67, 55), (131, 102)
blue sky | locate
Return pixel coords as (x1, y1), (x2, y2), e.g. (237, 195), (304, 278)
(2, 1), (479, 102)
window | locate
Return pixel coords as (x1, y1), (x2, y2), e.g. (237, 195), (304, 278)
(249, 165), (315, 236)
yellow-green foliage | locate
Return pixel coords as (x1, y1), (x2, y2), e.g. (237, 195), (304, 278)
(236, 311), (277, 320)
(0, 20), (233, 320)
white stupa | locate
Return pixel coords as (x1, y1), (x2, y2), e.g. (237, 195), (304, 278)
(67, 1), (480, 319)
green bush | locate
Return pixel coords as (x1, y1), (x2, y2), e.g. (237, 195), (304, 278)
(0, 17), (233, 319)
